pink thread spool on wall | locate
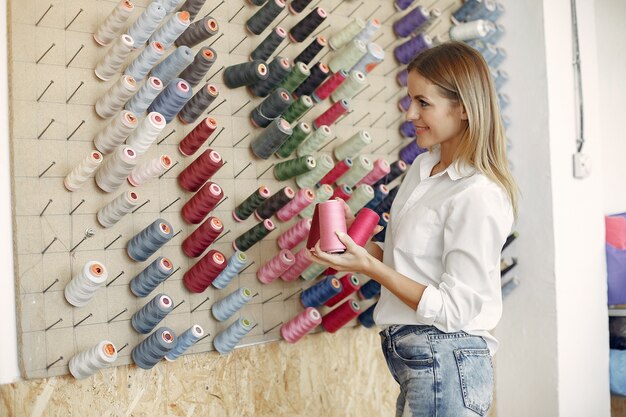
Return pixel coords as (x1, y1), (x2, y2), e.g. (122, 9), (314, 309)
(276, 188), (315, 221)
(257, 249), (295, 284)
(278, 217), (312, 250)
(281, 247), (312, 281)
(357, 158), (391, 186)
(281, 307), (322, 343)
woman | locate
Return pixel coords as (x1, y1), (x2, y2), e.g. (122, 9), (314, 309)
(308, 41), (517, 417)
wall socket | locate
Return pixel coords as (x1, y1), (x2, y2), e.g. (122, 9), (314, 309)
(573, 153), (591, 178)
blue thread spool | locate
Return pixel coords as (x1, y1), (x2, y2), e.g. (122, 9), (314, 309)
(489, 46), (507, 68)
(365, 184), (390, 210)
(126, 77), (164, 116)
(373, 186), (399, 216)
(127, 2), (167, 48)
(131, 327), (177, 369)
(151, 46), (195, 86)
(358, 279), (381, 300)
(150, 11), (191, 49)
(132, 293), (174, 334)
(130, 257), (174, 297)
(358, 302), (377, 328)
(212, 251), (248, 289)
(300, 276), (342, 308)
(127, 218), (174, 262)
(212, 287), (253, 322)
(213, 318), (253, 354)
(125, 41), (166, 83)
(148, 78), (193, 123)
(165, 324), (204, 361)
(372, 212), (389, 242)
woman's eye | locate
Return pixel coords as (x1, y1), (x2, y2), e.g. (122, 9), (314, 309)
(419, 99), (429, 107)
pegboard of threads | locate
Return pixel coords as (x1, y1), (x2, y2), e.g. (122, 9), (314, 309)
(7, 0), (468, 379)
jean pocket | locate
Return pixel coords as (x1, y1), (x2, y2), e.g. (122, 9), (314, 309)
(392, 331), (433, 365)
(454, 349), (494, 416)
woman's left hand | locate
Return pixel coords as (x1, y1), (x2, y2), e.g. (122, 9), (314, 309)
(307, 231), (376, 275)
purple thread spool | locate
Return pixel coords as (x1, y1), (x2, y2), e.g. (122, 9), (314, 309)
(399, 120), (416, 138)
(398, 95), (411, 112)
(393, 6), (429, 38)
(394, 33), (433, 65)
(399, 140), (427, 165)
(396, 69), (408, 86)
(395, 0), (416, 11)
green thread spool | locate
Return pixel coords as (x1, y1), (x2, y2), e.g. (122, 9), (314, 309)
(297, 125), (332, 156)
(300, 184), (334, 218)
(274, 155), (317, 181)
(328, 18), (365, 50)
(233, 219), (276, 252)
(275, 122), (312, 158)
(301, 262), (327, 281)
(328, 39), (367, 73)
(295, 154), (334, 189)
(282, 95), (314, 123)
(233, 185), (272, 222)
(336, 154), (373, 187)
(279, 61), (311, 93)
(346, 184), (375, 213)
(334, 130), (372, 161)
(331, 70), (367, 103)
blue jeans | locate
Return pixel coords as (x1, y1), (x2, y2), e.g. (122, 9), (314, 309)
(380, 325), (494, 417)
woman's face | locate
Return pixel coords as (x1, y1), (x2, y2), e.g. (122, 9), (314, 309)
(405, 71), (467, 150)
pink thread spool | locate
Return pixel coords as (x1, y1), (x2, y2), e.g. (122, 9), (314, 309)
(257, 249), (295, 284)
(182, 216), (224, 257)
(281, 307), (322, 343)
(313, 99), (349, 129)
(318, 199), (347, 253)
(183, 249), (227, 293)
(319, 158), (352, 185)
(178, 117), (218, 156)
(281, 247), (312, 281)
(357, 158), (391, 186)
(330, 184), (353, 201)
(325, 274), (360, 307)
(181, 181), (224, 224)
(278, 217), (312, 250)
(321, 299), (361, 333)
(312, 70), (347, 102)
(178, 149), (224, 192)
(276, 188), (315, 222)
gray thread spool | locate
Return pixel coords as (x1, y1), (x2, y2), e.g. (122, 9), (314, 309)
(175, 15), (219, 48)
(250, 56), (291, 97)
(64, 261), (108, 307)
(179, 47), (217, 88)
(69, 341), (118, 380)
(249, 0), (267, 5)
(94, 34), (135, 81)
(246, 0), (285, 35)
(125, 41), (165, 83)
(127, 218), (175, 262)
(179, 0), (207, 20)
(165, 325), (204, 361)
(150, 11), (191, 49)
(131, 327), (177, 369)
(250, 88), (292, 128)
(178, 84), (219, 124)
(211, 287), (253, 322)
(94, 110), (138, 155)
(131, 293), (174, 334)
(125, 77), (164, 116)
(223, 60), (269, 89)
(250, 26), (287, 61)
(127, 2), (167, 48)
(151, 46), (194, 86)
(97, 190), (139, 228)
(130, 257), (174, 297)
(250, 118), (293, 159)
(93, 0), (135, 46)
(95, 146), (137, 193)
(213, 318), (253, 355)
(95, 75), (138, 119)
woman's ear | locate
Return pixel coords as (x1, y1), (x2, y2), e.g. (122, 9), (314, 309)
(460, 104), (469, 121)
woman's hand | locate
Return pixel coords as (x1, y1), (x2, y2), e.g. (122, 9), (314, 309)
(307, 230), (379, 275)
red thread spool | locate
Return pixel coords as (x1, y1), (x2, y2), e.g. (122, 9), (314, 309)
(313, 70), (347, 101)
(357, 158), (391, 186)
(281, 247), (312, 281)
(347, 208), (380, 246)
(278, 217), (312, 250)
(183, 249), (227, 293)
(182, 216), (224, 257)
(319, 158), (353, 185)
(318, 199), (347, 253)
(181, 181), (224, 224)
(313, 98), (349, 129)
(330, 184), (353, 201)
(276, 188), (315, 222)
(179, 117), (218, 156)
(325, 274), (360, 307)
(306, 204), (320, 249)
(178, 149), (224, 192)
(321, 299), (361, 333)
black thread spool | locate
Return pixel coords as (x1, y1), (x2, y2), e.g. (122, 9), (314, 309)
(179, 0), (207, 20)
(250, 56), (291, 97)
(293, 62), (330, 98)
(249, 0), (268, 5)
(254, 186), (295, 220)
(294, 35), (326, 65)
(373, 185), (400, 216)
(246, 0), (286, 35)
(250, 118), (293, 159)
(179, 47), (217, 88)
(175, 15), (219, 48)
(224, 60), (269, 88)
(250, 26), (287, 61)
(250, 88), (293, 128)
(288, 0), (313, 14)
(288, 7), (327, 43)
(178, 84), (219, 124)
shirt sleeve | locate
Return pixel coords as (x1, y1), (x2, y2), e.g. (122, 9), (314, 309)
(415, 185), (513, 332)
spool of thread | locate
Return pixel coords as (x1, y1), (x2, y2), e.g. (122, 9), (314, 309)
(132, 293), (174, 334)
(297, 125), (332, 156)
(336, 155), (373, 187)
(295, 154), (333, 189)
(364, 184), (389, 211)
(250, 88), (293, 128)
(273, 155), (316, 181)
(148, 79), (193, 123)
(257, 249), (295, 284)
(126, 112), (167, 155)
(313, 99), (349, 129)
(175, 15), (220, 48)
(127, 218), (175, 262)
(64, 151), (103, 191)
(299, 262), (325, 281)
(488, 2), (505, 20)
(282, 95), (314, 124)
(212, 288), (253, 322)
(64, 261), (108, 307)
(246, 0), (286, 35)
(498, 92), (510, 110)
(301, 276), (342, 307)
(484, 22), (505, 44)
(321, 299), (360, 333)
(224, 60), (269, 89)
(453, 0), (496, 21)
(178, 117), (218, 156)
(150, 11), (191, 49)
(325, 274), (360, 307)
(299, 184), (333, 218)
(130, 257), (174, 297)
(294, 35), (326, 65)
(276, 187), (315, 221)
(358, 279), (381, 299)
(449, 19), (494, 41)
(294, 63), (330, 98)
(165, 324), (204, 361)
(330, 184), (353, 201)
(319, 157), (352, 185)
(181, 181), (224, 224)
(279, 61), (311, 93)
(95, 34), (135, 81)
(281, 247), (312, 281)
(97, 190), (139, 228)
(213, 318), (253, 355)
(129, 154), (172, 187)
(347, 208), (379, 247)
(398, 95), (411, 112)
(328, 39), (367, 73)
(374, 160), (407, 187)
(395, 0), (416, 11)
(494, 69), (509, 90)
(151, 46), (195, 86)
(351, 42), (385, 74)
(400, 121), (415, 138)
(94, 0), (135, 46)
(179, 0), (207, 20)
(288, 7), (327, 43)
(250, 56), (291, 97)
(288, 0), (313, 13)
(95, 75), (138, 119)
(233, 186), (272, 222)
(233, 219), (276, 252)
(182, 216), (224, 257)
(394, 33), (433, 65)
(277, 218), (311, 250)
(255, 186), (295, 220)
(69, 341), (118, 379)
(95, 146), (137, 193)
(316, 198), (348, 253)
(372, 212), (389, 242)
(250, 118), (293, 159)
(373, 186), (399, 216)
(276, 122), (311, 158)
(183, 249), (227, 292)
(396, 69), (408, 87)
(281, 307), (321, 343)
(179, 47), (218, 88)
(127, 2), (166, 48)
(131, 327), (177, 369)
(155, 0), (185, 14)
(330, 70), (367, 102)
(480, 43), (498, 64)
(328, 18), (365, 50)
(178, 84), (219, 125)
(178, 149), (223, 192)
(357, 158), (391, 186)
(399, 140), (428, 164)
(393, 6), (429, 37)
(212, 251), (249, 289)
(346, 184), (374, 213)
(354, 18), (381, 44)
(251, 26), (287, 61)
(334, 130), (371, 160)
(125, 42), (166, 83)
(358, 302), (377, 328)
(125, 77), (164, 116)
(489, 46), (507, 68)
(306, 200), (321, 246)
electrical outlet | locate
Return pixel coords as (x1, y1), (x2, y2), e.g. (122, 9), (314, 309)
(573, 153), (591, 178)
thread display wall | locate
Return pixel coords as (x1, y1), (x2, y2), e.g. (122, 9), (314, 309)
(7, 0), (472, 379)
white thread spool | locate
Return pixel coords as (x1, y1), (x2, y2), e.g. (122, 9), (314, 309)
(95, 75), (138, 119)
(94, 34), (135, 81)
(449, 19), (494, 41)
(95, 146), (138, 193)
(129, 155), (172, 186)
(64, 261), (108, 307)
(94, 110), (138, 155)
(330, 70), (367, 102)
(64, 151), (103, 192)
(126, 112), (167, 155)
(334, 130), (372, 161)
(354, 18), (381, 44)
(93, 0), (135, 46)
(69, 341), (118, 379)
(328, 18), (365, 50)
(97, 190), (140, 228)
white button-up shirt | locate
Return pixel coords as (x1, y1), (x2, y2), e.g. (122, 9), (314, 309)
(373, 147), (514, 354)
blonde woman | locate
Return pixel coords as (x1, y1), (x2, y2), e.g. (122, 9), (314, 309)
(308, 41), (517, 417)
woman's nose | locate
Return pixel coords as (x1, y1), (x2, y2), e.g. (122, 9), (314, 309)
(406, 102), (420, 121)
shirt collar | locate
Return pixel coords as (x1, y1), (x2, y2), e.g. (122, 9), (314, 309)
(419, 146), (476, 181)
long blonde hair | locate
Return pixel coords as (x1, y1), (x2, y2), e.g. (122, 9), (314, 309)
(407, 41), (519, 217)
